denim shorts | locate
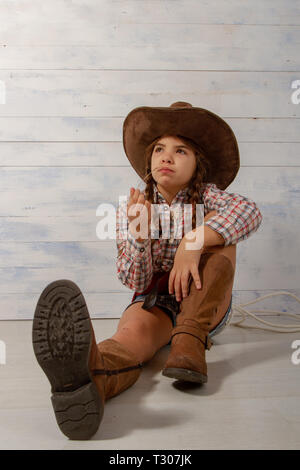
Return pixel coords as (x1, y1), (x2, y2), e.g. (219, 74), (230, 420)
(123, 293), (233, 343)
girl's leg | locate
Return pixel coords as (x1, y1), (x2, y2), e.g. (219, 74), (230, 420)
(33, 282), (173, 440)
(110, 302), (173, 363)
(201, 210), (236, 328)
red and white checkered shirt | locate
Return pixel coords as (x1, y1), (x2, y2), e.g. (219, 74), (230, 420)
(116, 182), (263, 292)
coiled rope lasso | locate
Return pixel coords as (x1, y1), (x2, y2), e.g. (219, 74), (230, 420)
(229, 291), (300, 333)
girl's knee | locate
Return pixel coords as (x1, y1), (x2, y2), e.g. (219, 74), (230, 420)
(204, 210), (218, 222)
(202, 242), (236, 269)
(117, 303), (173, 348)
(118, 319), (151, 337)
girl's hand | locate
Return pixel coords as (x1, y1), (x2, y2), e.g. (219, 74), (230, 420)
(127, 187), (151, 242)
(168, 237), (203, 302)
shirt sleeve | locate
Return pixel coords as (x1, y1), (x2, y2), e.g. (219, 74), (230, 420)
(202, 183), (263, 246)
(115, 202), (153, 292)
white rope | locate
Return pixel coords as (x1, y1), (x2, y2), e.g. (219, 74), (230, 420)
(229, 291), (300, 333)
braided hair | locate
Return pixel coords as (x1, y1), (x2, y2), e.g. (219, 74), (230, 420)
(141, 133), (212, 246)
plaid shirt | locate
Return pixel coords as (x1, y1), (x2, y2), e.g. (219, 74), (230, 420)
(116, 182), (263, 293)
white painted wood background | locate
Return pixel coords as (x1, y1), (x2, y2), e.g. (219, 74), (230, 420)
(0, 0), (299, 320)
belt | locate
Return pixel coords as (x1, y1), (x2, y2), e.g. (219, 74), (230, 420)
(131, 271), (171, 311)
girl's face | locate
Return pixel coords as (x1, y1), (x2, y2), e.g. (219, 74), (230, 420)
(151, 135), (197, 192)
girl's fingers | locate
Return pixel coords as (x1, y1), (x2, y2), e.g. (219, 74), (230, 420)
(129, 187), (136, 205)
(169, 270), (175, 295)
(129, 189), (140, 209)
(134, 191), (143, 207)
(129, 188), (139, 204)
(145, 200), (151, 224)
(169, 267), (201, 301)
(174, 276), (182, 301)
(133, 188), (140, 203)
(181, 272), (191, 298)
(191, 265), (202, 289)
(136, 195), (146, 212)
(128, 190), (151, 230)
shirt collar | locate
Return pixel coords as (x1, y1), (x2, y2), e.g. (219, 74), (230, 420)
(153, 183), (190, 205)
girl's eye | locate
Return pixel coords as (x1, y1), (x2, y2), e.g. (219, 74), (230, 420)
(154, 147), (186, 154)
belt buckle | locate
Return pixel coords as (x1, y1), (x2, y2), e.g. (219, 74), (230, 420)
(142, 271), (170, 311)
(142, 283), (159, 310)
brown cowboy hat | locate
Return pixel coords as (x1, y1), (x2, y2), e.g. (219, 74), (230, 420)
(122, 101), (240, 190)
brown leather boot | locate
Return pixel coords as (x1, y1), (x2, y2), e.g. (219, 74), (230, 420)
(90, 336), (144, 401)
(32, 279), (143, 440)
(162, 252), (235, 383)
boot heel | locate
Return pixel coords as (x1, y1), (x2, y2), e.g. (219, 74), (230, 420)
(51, 381), (104, 440)
(162, 367), (207, 384)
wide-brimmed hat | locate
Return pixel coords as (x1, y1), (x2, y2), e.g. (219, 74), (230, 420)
(122, 101), (240, 190)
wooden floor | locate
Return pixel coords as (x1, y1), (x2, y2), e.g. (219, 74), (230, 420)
(0, 317), (299, 450)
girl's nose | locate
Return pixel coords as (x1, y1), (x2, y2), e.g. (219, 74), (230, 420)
(161, 154), (173, 163)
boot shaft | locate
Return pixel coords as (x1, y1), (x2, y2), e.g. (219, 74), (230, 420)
(89, 337), (144, 401)
(162, 252), (235, 383)
(176, 252), (235, 335)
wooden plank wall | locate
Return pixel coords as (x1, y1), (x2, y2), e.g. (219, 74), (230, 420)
(0, 0), (299, 320)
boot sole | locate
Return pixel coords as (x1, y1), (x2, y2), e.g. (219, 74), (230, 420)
(162, 367), (208, 384)
(32, 279), (104, 440)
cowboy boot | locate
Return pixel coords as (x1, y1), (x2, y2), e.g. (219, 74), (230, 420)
(32, 279), (143, 440)
(162, 252), (235, 383)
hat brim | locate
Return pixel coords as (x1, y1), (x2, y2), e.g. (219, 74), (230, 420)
(122, 105), (240, 190)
